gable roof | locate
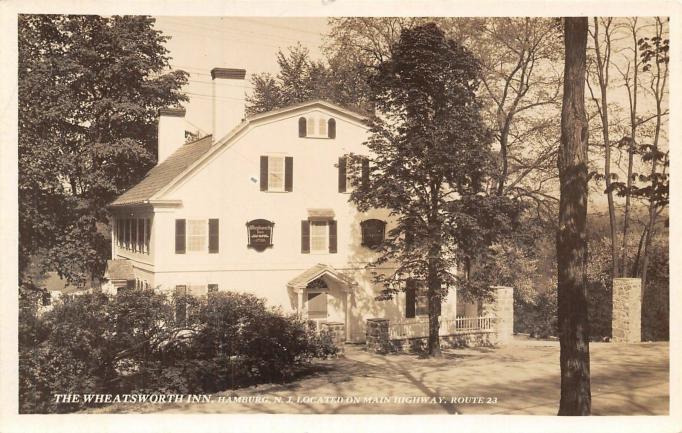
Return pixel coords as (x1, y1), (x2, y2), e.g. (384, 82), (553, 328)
(287, 264), (356, 291)
(109, 135), (212, 206)
(109, 100), (368, 207)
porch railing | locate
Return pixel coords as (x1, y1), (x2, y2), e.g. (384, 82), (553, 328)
(388, 316), (495, 340)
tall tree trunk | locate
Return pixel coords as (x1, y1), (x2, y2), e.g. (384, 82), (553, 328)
(620, 18), (639, 277)
(632, 224), (647, 277)
(640, 17), (667, 298)
(557, 17), (591, 416)
(427, 256), (442, 357)
(621, 145), (635, 275)
(427, 182), (442, 357)
(591, 17), (618, 277)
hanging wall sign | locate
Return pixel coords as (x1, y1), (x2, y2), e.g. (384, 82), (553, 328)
(246, 219), (274, 252)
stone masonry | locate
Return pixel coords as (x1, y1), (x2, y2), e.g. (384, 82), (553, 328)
(612, 278), (642, 343)
(320, 322), (346, 353)
(366, 319), (391, 354)
(481, 286), (514, 344)
(366, 286), (515, 353)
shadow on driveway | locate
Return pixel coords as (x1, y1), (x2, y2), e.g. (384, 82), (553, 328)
(87, 339), (669, 415)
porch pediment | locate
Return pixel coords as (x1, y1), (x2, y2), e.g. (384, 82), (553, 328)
(287, 264), (356, 292)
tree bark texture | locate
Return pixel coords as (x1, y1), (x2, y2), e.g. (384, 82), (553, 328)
(557, 17), (592, 416)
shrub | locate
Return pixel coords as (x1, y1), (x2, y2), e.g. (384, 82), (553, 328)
(514, 286), (558, 339)
(19, 288), (338, 413)
(641, 240), (669, 341)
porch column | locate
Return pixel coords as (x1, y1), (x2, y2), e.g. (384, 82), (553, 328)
(297, 290), (304, 318)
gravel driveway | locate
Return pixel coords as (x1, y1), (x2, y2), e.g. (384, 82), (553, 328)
(88, 337), (669, 415)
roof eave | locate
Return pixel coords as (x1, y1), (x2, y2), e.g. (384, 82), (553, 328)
(107, 199), (182, 209)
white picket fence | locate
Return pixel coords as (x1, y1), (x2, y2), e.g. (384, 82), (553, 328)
(388, 316), (495, 340)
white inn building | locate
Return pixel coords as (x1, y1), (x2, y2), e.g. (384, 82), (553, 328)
(106, 67), (474, 342)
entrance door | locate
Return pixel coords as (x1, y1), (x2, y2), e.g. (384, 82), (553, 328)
(307, 291), (328, 319)
(304, 276), (348, 339)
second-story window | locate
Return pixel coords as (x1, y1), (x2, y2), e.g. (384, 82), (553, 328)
(175, 218), (219, 254)
(338, 156), (370, 193)
(187, 220), (207, 252)
(260, 155), (293, 192)
(301, 218), (337, 254)
(310, 221), (328, 253)
(269, 156), (284, 191)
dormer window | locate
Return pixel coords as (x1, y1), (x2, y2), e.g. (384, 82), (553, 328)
(298, 116), (336, 139)
(318, 118), (327, 136)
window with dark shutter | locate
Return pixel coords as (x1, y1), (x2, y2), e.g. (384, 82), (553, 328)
(285, 156), (293, 192)
(301, 220), (310, 254)
(208, 219), (219, 253)
(260, 156), (268, 191)
(405, 279), (416, 318)
(361, 157), (370, 190)
(328, 220), (337, 253)
(117, 219), (123, 248)
(361, 219), (386, 249)
(328, 118), (336, 139)
(298, 117), (307, 137)
(415, 284), (429, 316)
(338, 157), (347, 193)
(175, 219), (186, 254)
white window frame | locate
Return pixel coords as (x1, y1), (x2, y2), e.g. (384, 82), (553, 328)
(267, 155), (285, 192)
(186, 219), (208, 253)
(306, 117), (315, 136)
(304, 115), (330, 138)
(318, 118), (327, 137)
(309, 220), (329, 253)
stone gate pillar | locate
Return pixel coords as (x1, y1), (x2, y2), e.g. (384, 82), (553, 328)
(482, 286), (514, 345)
(365, 319), (390, 353)
(612, 278), (641, 343)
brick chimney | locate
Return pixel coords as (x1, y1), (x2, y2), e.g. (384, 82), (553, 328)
(157, 108), (186, 165)
(211, 67), (247, 142)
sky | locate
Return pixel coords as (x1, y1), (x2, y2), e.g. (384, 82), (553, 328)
(153, 17), (329, 134)
(152, 16), (669, 211)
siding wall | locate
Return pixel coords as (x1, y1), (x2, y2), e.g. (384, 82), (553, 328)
(111, 106), (459, 341)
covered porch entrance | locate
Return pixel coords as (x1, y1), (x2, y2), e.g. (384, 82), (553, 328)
(287, 264), (357, 342)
